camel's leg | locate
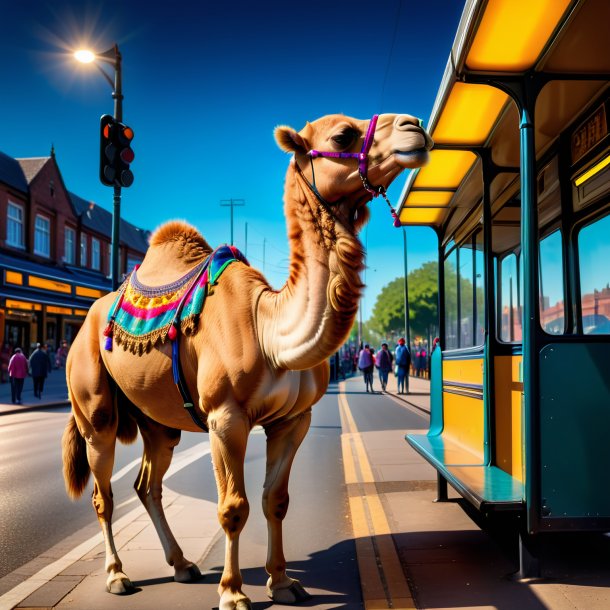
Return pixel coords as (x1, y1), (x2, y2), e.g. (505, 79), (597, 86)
(133, 413), (202, 582)
(263, 410), (312, 604)
(67, 311), (135, 595)
(210, 408), (251, 610)
(87, 425), (136, 594)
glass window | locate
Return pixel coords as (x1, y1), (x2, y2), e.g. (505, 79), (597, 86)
(7, 202), (24, 248)
(64, 226), (75, 264)
(475, 231), (485, 345)
(539, 230), (565, 334)
(578, 214), (610, 334)
(91, 238), (101, 271)
(459, 244), (474, 347)
(126, 255), (143, 272)
(444, 247), (458, 349)
(500, 253), (523, 342)
(80, 234), (88, 267)
(34, 215), (50, 257)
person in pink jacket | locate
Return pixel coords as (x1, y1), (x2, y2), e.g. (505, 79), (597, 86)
(8, 348), (28, 404)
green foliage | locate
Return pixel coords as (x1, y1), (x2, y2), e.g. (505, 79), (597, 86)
(368, 261), (439, 339)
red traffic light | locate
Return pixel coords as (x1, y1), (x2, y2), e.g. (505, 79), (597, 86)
(120, 148), (135, 163)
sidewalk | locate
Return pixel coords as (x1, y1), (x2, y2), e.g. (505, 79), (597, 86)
(4, 372), (610, 609)
(0, 368), (70, 415)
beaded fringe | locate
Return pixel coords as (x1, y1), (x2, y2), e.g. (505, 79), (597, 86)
(111, 315), (200, 355)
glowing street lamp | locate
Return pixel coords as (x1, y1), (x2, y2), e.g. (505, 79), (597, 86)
(74, 44), (125, 290)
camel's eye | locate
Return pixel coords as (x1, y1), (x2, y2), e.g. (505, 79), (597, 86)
(331, 128), (358, 149)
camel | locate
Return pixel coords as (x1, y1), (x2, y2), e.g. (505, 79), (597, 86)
(62, 112), (432, 610)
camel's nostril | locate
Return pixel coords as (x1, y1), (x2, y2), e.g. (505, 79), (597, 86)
(394, 115), (421, 130)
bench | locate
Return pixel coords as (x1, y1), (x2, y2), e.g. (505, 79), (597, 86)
(406, 433), (524, 509)
(406, 348), (524, 511)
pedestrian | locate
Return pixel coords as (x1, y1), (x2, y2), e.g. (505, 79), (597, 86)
(29, 343), (52, 399)
(376, 343), (393, 391)
(1, 342), (12, 383)
(394, 337), (411, 394)
(56, 340), (70, 368)
(357, 343), (375, 393)
(417, 344), (427, 377)
(8, 347), (28, 404)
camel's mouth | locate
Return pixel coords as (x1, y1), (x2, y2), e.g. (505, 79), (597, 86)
(393, 148), (430, 168)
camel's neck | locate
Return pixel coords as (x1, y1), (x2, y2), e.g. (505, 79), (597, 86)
(257, 163), (364, 370)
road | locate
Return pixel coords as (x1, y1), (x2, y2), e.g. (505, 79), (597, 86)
(0, 378), (430, 608)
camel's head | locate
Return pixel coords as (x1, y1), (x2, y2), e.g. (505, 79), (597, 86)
(275, 113), (433, 232)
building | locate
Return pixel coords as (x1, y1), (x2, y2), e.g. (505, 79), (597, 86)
(0, 147), (149, 353)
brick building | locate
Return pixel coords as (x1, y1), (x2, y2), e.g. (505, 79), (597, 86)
(0, 148), (149, 353)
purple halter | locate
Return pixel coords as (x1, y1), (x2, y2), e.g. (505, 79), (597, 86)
(308, 114), (381, 197)
(306, 114), (402, 227)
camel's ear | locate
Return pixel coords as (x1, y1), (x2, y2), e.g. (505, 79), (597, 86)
(274, 125), (307, 154)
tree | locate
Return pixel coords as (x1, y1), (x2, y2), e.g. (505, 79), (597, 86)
(368, 261), (439, 341)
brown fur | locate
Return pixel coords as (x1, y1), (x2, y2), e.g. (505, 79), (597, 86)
(61, 416), (90, 499)
(63, 113), (432, 607)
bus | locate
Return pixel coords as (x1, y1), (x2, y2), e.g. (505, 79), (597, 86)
(397, 0), (610, 578)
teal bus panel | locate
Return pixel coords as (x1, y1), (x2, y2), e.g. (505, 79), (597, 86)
(539, 343), (610, 519)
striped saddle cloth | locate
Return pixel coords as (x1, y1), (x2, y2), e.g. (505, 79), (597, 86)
(105, 245), (248, 354)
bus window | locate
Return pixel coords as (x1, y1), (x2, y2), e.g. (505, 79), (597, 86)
(444, 247), (458, 349)
(539, 230), (565, 334)
(578, 214), (610, 334)
(475, 231), (485, 345)
(500, 253), (523, 342)
(459, 243), (474, 346)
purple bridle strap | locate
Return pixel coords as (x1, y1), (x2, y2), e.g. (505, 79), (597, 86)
(308, 114), (380, 196)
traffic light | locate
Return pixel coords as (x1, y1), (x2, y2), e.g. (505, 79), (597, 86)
(99, 114), (135, 188)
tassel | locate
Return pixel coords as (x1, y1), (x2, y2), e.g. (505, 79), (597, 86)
(168, 322), (178, 341)
(391, 209), (401, 228)
(103, 322), (114, 337)
(104, 335), (113, 351)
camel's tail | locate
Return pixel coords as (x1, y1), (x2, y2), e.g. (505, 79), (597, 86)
(62, 415), (91, 500)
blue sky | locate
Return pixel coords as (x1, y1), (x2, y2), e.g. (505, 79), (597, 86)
(1, 0), (464, 319)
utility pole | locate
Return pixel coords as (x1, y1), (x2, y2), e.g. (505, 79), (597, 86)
(263, 237), (266, 273)
(403, 228), (411, 350)
(220, 198), (245, 245)
(244, 222), (248, 258)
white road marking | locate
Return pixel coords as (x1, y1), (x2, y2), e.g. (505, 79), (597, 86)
(0, 441), (212, 610)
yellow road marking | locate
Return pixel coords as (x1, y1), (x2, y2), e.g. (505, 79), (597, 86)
(338, 380), (416, 610)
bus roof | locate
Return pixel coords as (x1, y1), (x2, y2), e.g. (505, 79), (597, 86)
(397, 0), (610, 238)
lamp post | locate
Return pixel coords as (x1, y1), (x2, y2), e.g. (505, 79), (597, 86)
(75, 44), (124, 291)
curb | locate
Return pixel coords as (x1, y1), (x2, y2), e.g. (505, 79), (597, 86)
(0, 400), (70, 416)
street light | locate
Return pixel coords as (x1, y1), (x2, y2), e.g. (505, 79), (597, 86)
(74, 44), (124, 291)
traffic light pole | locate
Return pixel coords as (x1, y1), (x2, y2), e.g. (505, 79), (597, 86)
(111, 44), (123, 291)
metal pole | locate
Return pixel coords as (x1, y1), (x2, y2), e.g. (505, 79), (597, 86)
(244, 222), (248, 257)
(403, 228), (411, 349)
(403, 228), (411, 392)
(111, 44), (123, 291)
(220, 199), (245, 246)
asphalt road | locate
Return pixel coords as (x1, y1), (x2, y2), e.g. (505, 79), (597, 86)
(0, 380), (431, 608)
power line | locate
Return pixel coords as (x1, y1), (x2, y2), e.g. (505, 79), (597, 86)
(220, 198), (245, 245)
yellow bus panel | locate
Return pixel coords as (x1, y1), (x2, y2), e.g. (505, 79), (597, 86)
(494, 355), (524, 481)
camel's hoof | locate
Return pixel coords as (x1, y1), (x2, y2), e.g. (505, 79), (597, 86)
(269, 581), (312, 604)
(174, 563), (202, 583)
(219, 596), (252, 610)
(106, 575), (135, 595)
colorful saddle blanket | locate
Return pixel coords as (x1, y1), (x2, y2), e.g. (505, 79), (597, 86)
(106, 245), (248, 354)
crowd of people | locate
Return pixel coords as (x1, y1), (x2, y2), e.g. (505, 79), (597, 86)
(356, 338), (439, 394)
(1, 340), (70, 405)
